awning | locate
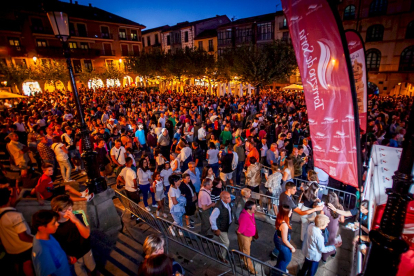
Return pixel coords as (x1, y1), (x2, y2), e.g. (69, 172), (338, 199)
(282, 84), (303, 90)
(0, 91), (27, 99)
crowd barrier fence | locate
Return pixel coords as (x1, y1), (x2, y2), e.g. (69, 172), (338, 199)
(231, 249), (292, 276)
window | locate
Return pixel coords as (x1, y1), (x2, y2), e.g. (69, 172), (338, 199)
(14, 59), (27, 68)
(369, 0), (387, 17)
(257, 22), (273, 41)
(80, 42), (89, 49)
(218, 48), (224, 56)
(167, 35), (171, 46)
(73, 60), (82, 73)
(147, 36), (151, 46)
(208, 39), (214, 52)
(119, 28), (126, 40)
(106, 60), (114, 68)
(366, 25), (384, 42)
(103, 44), (113, 56)
(121, 44), (129, 56)
(406, 21), (414, 39)
(84, 60), (92, 72)
(399, 46), (414, 71)
(279, 18), (288, 29)
(343, 5), (356, 20)
(101, 26), (110, 38)
(69, 23), (76, 36)
(174, 33), (180, 44)
(366, 49), (381, 71)
(132, 45), (140, 55)
(235, 27), (252, 43)
(8, 37), (20, 47)
(198, 41), (203, 50)
(77, 24), (87, 37)
(218, 29), (232, 46)
(185, 31), (189, 42)
(282, 32), (290, 42)
(131, 30), (138, 41)
(36, 39), (47, 47)
(68, 42), (77, 49)
(155, 34), (159, 44)
(31, 18), (44, 32)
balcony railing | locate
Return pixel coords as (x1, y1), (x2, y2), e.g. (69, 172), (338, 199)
(69, 30), (89, 37)
(35, 46), (63, 57)
(121, 51), (139, 56)
(101, 50), (115, 56)
(279, 22), (288, 30)
(100, 33), (113, 39)
(7, 46), (27, 56)
(35, 46), (101, 58)
(69, 48), (100, 57)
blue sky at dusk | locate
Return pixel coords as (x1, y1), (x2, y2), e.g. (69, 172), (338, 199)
(62, 0), (282, 29)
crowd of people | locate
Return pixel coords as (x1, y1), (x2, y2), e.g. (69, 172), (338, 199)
(0, 86), (412, 276)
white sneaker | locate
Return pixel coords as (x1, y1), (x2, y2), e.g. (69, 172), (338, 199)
(81, 188), (89, 198)
(152, 204), (158, 208)
(178, 230), (183, 236)
(156, 211), (160, 217)
(145, 206), (151, 212)
(163, 213), (168, 218)
(86, 193), (94, 202)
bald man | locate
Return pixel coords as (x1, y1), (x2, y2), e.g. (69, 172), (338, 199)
(209, 191), (233, 262)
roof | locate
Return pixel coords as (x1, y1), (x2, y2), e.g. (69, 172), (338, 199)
(194, 29), (217, 40)
(162, 15), (228, 32)
(142, 25), (170, 35)
(4, 1), (145, 28)
(218, 11), (283, 29)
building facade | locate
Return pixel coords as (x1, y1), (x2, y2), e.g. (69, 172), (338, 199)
(142, 25), (169, 53)
(337, 0), (414, 96)
(194, 29), (217, 55)
(161, 15), (230, 53)
(0, 0), (145, 93)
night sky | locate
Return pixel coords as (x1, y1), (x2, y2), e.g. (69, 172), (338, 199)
(61, 0), (282, 29)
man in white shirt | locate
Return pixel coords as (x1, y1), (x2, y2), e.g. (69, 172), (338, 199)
(299, 214), (342, 276)
(110, 139), (127, 169)
(198, 123), (207, 152)
(158, 113), (166, 128)
(117, 157), (139, 207)
(210, 191), (233, 262)
(63, 110), (73, 121)
(7, 132), (30, 171)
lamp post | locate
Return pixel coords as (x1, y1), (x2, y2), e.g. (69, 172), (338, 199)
(47, 11), (107, 194)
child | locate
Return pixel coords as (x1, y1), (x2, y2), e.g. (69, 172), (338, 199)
(51, 195), (96, 276)
(31, 210), (71, 276)
(152, 172), (167, 218)
(31, 163), (94, 205)
(155, 148), (167, 172)
(160, 162), (173, 198)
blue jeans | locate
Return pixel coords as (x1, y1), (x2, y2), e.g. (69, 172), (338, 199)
(235, 161), (245, 185)
(139, 184), (156, 207)
(210, 162), (219, 177)
(171, 212), (184, 227)
(298, 258), (319, 276)
(274, 231), (292, 272)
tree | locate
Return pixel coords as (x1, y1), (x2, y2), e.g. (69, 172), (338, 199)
(230, 41), (297, 94)
(34, 60), (69, 90)
(0, 63), (35, 93)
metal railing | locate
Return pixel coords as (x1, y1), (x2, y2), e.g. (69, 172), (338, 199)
(225, 185), (279, 218)
(292, 178), (357, 210)
(231, 249), (292, 276)
(156, 216), (234, 275)
(114, 190), (163, 233)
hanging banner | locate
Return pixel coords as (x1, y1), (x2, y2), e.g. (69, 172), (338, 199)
(281, 0), (360, 187)
(346, 30), (368, 132)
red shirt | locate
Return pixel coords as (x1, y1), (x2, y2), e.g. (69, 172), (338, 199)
(35, 174), (54, 200)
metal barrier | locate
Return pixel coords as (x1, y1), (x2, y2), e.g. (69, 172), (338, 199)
(292, 178), (357, 210)
(114, 190), (164, 233)
(225, 185), (279, 218)
(156, 216), (235, 275)
(231, 249), (292, 276)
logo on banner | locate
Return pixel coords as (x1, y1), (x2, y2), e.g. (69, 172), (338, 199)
(317, 41), (334, 90)
(348, 146), (357, 154)
(330, 146), (343, 153)
(306, 4), (322, 15)
(334, 130), (350, 138)
(321, 117), (338, 124)
(342, 114), (355, 123)
(313, 144), (325, 152)
(315, 132), (329, 139)
(308, 118), (318, 125)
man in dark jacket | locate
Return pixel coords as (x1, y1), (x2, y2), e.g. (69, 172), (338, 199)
(209, 191), (232, 262)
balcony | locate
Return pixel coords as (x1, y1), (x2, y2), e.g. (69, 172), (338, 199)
(7, 46), (27, 57)
(101, 50), (115, 56)
(69, 48), (100, 58)
(35, 46), (63, 57)
(100, 33), (113, 39)
(35, 46), (100, 58)
(279, 22), (288, 30)
(69, 30), (89, 38)
(121, 51), (139, 57)
(31, 25), (53, 34)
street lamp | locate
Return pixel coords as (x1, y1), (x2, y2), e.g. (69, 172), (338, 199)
(47, 11), (107, 194)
